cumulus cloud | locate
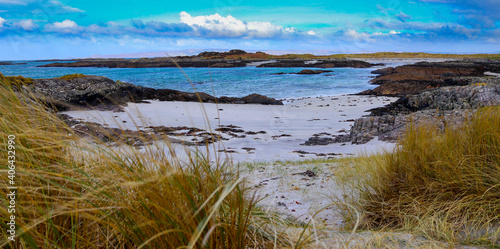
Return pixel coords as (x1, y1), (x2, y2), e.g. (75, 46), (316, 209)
(178, 11), (307, 39)
(342, 29), (374, 42)
(0, 17), (6, 27)
(0, 10), (316, 40)
(14, 19), (37, 30)
(45, 19), (81, 34)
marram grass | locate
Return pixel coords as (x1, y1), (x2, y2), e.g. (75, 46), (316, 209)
(338, 107), (500, 246)
(0, 77), (292, 248)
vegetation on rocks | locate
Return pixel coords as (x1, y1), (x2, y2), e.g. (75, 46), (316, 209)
(0, 73), (33, 85)
(56, 73), (87, 81)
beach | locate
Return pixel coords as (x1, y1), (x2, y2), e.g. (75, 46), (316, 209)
(61, 94), (399, 162)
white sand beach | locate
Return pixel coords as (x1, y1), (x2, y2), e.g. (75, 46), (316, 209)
(62, 94), (399, 162)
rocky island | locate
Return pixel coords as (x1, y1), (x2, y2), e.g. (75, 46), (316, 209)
(37, 50), (383, 69)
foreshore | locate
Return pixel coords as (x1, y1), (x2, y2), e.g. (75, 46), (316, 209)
(61, 94), (399, 162)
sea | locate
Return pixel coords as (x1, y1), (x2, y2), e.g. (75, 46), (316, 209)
(0, 60), (401, 99)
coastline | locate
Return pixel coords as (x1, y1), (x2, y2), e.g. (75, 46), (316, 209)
(61, 94), (399, 162)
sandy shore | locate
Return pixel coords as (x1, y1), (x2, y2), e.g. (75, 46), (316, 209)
(62, 94), (398, 162)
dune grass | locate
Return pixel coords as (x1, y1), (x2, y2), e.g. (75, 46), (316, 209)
(0, 77), (293, 248)
(337, 107), (500, 246)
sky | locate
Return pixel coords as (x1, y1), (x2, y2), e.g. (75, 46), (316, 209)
(0, 0), (499, 60)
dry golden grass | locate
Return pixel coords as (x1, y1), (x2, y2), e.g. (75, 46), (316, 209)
(337, 107), (500, 247)
(0, 73), (33, 85)
(56, 74), (87, 81)
(0, 77), (294, 248)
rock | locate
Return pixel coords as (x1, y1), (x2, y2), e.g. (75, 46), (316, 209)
(370, 67), (395, 76)
(257, 59), (381, 68)
(296, 69), (333, 74)
(307, 78), (500, 145)
(240, 93), (283, 105)
(349, 81), (500, 144)
(368, 80), (500, 116)
(360, 59), (500, 96)
(24, 75), (283, 111)
(301, 134), (350, 145)
(39, 58), (248, 68)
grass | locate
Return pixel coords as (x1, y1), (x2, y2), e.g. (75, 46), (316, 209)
(337, 107), (500, 247)
(0, 73), (33, 85)
(57, 73), (87, 81)
(0, 76), (295, 248)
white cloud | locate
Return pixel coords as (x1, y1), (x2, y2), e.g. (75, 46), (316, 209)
(45, 19), (80, 34)
(178, 11), (306, 39)
(14, 19), (37, 30)
(52, 19), (77, 29)
(343, 29), (402, 42)
(343, 29), (374, 41)
(307, 30), (317, 36)
(0, 17), (6, 28)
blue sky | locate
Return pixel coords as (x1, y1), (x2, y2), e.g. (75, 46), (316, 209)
(0, 0), (499, 60)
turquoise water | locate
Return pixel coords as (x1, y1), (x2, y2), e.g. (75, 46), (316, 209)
(0, 61), (387, 99)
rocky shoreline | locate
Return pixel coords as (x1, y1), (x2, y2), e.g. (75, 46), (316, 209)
(303, 59), (500, 146)
(22, 74), (283, 112)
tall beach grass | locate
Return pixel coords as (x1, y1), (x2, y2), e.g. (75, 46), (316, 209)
(338, 107), (500, 246)
(0, 76), (292, 248)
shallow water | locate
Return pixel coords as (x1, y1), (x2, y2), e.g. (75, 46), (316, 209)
(0, 60), (401, 99)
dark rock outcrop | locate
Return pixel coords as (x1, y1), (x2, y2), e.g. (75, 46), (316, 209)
(39, 59), (249, 68)
(360, 59), (500, 96)
(239, 93), (283, 105)
(25, 75), (283, 111)
(296, 69), (333, 74)
(271, 69), (333, 75)
(304, 76), (500, 146)
(350, 82), (499, 144)
(39, 57), (382, 69)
